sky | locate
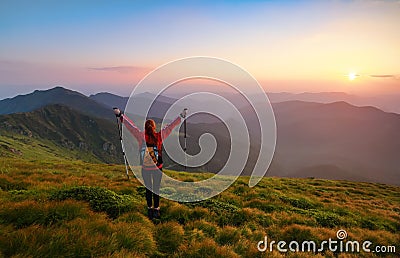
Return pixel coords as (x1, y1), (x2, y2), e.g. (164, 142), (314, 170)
(0, 0), (399, 98)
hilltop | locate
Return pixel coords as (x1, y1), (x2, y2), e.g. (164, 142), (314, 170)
(0, 86), (115, 120)
(0, 158), (398, 257)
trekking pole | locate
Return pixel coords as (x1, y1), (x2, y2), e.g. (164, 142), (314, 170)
(183, 108), (188, 171)
(113, 108), (130, 180)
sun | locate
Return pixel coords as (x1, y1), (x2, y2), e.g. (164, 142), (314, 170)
(348, 72), (358, 81)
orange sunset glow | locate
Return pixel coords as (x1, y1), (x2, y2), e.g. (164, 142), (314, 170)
(0, 0), (399, 98)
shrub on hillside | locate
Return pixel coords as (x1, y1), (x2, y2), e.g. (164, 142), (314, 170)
(190, 207), (211, 220)
(313, 211), (341, 228)
(0, 177), (29, 191)
(136, 185), (146, 197)
(116, 211), (155, 230)
(246, 199), (283, 213)
(50, 186), (137, 219)
(358, 216), (399, 232)
(215, 226), (241, 246)
(163, 204), (212, 225)
(191, 220), (218, 238)
(112, 221), (156, 256)
(281, 225), (319, 244)
(279, 196), (319, 210)
(0, 200), (87, 228)
(155, 221), (184, 254)
(0, 214), (155, 257)
(217, 208), (248, 227)
(184, 199), (249, 226)
(185, 199), (239, 215)
(162, 203), (192, 225)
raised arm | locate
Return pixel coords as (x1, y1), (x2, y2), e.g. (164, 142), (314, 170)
(161, 116), (182, 140)
(120, 114), (143, 143)
(161, 109), (187, 140)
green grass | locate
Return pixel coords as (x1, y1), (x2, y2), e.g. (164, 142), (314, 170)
(0, 157), (399, 257)
(49, 186), (140, 219)
(0, 134), (103, 163)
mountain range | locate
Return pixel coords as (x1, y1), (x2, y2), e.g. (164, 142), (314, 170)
(270, 101), (400, 183)
(266, 92), (400, 114)
(0, 86), (115, 120)
(0, 104), (121, 163)
(0, 86), (399, 185)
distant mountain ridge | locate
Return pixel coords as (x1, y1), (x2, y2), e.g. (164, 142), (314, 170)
(89, 92), (129, 110)
(270, 100), (400, 184)
(89, 92), (181, 120)
(1, 87), (399, 185)
(267, 92), (356, 103)
(182, 100), (400, 185)
(0, 104), (122, 163)
(0, 86), (115, 120)
(267, 92), (400, 114)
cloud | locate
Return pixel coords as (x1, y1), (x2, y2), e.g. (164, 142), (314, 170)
(0, 60), (33, 70)
(88, 66), (151, 74)
(370, 74), (395, 78)
(369, 74), (400, 80)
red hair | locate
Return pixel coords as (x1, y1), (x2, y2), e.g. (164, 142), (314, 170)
(145, 119), (157, 145)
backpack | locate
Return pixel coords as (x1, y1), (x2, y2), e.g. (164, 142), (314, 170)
(140, 142), (161, 168)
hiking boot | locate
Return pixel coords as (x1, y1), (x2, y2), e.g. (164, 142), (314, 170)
(147, 208), (154, 220)
(153, 208), (160, 219)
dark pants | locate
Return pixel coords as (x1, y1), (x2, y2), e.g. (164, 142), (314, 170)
(142, 168), (162, 208)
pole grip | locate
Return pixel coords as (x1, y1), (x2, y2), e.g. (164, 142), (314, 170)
(183, 117), (187, 138)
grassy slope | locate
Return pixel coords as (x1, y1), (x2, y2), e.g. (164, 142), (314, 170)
(0, 134), (102, 163)
(0, 158), (399, 257)
(0, 104), (122, 164)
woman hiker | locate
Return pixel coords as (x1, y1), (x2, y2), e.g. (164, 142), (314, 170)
(114, 108), (187, 219)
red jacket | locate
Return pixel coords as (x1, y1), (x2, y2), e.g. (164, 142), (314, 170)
(121, 115), (181, 170)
